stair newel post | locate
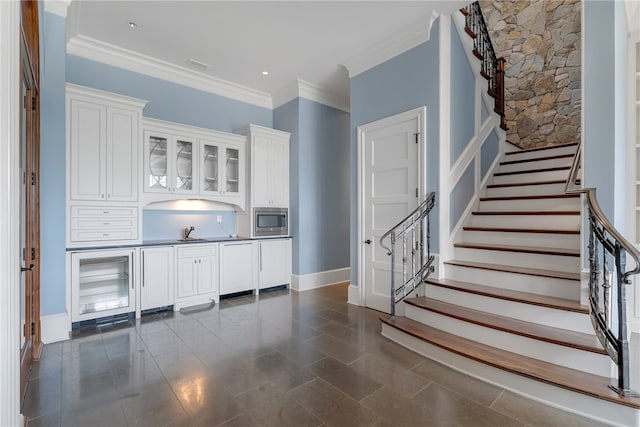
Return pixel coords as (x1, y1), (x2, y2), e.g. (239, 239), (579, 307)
(390, 230), (396, 317)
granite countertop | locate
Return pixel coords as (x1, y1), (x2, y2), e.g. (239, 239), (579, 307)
(67, 235), (291, 251)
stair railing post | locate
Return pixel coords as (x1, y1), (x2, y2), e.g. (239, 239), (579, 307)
(496, 58), (507, 130)
(390, 231), (396, 317)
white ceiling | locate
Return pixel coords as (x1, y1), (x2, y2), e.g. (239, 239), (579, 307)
(65, 1), (468, 107)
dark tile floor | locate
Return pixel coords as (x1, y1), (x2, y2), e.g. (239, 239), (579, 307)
(23, 284), (605, 427)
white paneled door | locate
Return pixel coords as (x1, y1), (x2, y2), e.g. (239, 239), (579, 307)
(359, 108), (425, 313)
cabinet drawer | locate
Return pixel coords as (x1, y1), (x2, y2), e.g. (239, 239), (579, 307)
(72, 218), (136, 229)
(71, 206), (137, 218)
(177, 244), (217, 258)
(71, 229), (137, 242)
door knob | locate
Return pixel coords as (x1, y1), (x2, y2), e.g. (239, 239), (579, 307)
(364, 239), (372, 245)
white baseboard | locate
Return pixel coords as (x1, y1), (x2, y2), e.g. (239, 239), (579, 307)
(41, 312), (70, 344)
(348, 284), (361, 306)
(291, 267), (350, 292)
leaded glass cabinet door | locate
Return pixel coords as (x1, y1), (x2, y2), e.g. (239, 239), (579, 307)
(174, 137), (196, 194)
(201, 140), (219, 195)
(225, 147), (240, 194)
(145, 131), (169, 193)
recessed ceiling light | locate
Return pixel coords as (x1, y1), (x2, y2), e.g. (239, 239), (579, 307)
(128, 21), (138, 29)
(262, 71), (269, 76)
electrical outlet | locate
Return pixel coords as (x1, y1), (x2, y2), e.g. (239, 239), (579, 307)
(216, 215), (222, 224)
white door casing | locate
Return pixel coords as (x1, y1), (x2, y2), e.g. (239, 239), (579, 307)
(358, 107), (426, 313)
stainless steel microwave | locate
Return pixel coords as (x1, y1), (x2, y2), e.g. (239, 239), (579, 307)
(253, 207), (288, 237)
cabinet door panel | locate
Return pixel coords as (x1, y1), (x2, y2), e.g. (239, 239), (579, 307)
(220, 243), (254, 294)
(177, 257), (198, 298)
(70, 100), (106, 200)
(198, 255), (218, 294)
(252, 136), (270, 206)
(259, 240), (290, 288)
(142, 248), (174, 310)
(145, 131), (170, 193)
(269, 140), (289, 207)
(174, 137), (196, 194)
(107, 108), (138, 201)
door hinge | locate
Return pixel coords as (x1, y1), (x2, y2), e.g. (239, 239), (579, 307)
(31, 247), (35, 261)
(23, 171), (26, 185)
(416, 188), (419, 198)
(31, 96), (36, 111)
(414, 133), (420, 144)
(31, 172), (36, 185)
(22, 247), (26, 262)
(31, 323), (35, 335)
(23, 95), (26, 109)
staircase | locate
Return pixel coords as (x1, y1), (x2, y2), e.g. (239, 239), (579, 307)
(381, 142), (640, 426)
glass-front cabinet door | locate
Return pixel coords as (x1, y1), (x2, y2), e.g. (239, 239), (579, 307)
(144, 130), (197, 195)
(225, 147), (240, 194)
(200, 139), (243, 200)
(201, 141), (219, 194)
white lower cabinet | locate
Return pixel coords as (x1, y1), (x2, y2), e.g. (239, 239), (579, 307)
(258, 239), (291, 289)
(219, 241), (256, 295)
(140, 247), (174, 311)
(175, 244), (219, 309)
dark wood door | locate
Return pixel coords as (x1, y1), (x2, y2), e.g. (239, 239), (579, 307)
(19, 0), (42, 403)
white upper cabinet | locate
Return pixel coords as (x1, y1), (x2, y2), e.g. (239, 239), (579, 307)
(144, 129), (197, 196)
(143, 118), (245, 209)
(242, 124), (290, 208)
(67, 84), (146, 202)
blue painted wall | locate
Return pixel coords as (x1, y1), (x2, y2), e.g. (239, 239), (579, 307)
(66, 55), (272, 132)
(273, 99), (301, 272)
(583, 0), (615, 220)
(274, 98), (350, 275)
(481, 130), (499, 180)
(350, 19), (441, 286)
(450, 161), (475, 231)
(450, 21), (476, 166)
(40, 12), (67, 316)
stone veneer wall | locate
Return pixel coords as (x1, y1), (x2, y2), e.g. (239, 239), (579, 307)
(479, 0), (581, 149)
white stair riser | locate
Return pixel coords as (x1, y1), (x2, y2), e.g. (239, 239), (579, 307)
(492, 169), (570, 185)
(470, 214), (580, 230)
(424, 283), (589, 333)
(444, 263), (580, 299)
(454, 247), (580, 273)
(405, 305), (611, 376)
(462, 230), (580, 250)
(498, 156), (573, 173)
(504, 145), (577, 161)
(485, 183), (566, 197)
(478, 198), (580, 212)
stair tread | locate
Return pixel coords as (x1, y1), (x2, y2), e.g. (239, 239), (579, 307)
(405, 296), (601, 353)
(505, 142), (578, 156)
(463, 226), (579, 235)
(424, 278), (587, 313)
(472, 210), (579, 215)
(487, 179), (566, 189)
(454, 242), (580, 257)
(494, 166), (570, 177)
(479, 194), (579, 201)
(381, 316), (640, 409)
(500, 153), (575, 166)
(445, 259), (580, 281)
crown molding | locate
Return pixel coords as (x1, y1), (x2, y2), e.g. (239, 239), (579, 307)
(342, 11), (440, 78)
(67, 35), (273, 109)
(44, 0), (71, 18)
(273, 78), (350, 112)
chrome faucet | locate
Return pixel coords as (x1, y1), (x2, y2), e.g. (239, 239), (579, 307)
(184, 226), (195, 240)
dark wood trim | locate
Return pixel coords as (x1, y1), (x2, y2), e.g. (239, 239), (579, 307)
(465, 27), (477, 39)
(479, 194), (579, 202)
(472, 210), (580, 216)
(444, 259), (580, 281)
(500, 153), (575, 166)
(493, 166), (570, 177)
(381, 317), (640, 409)
(487, 180), (566, 189)
(454, 242), (580, 257)
(472, 49), (483, 61)
(423, 279), (587, 314)
(405, 296), (600, 352)
(459, 7), (469, 16)
(505, 142), (579, 156)
(463, 226), (580, 235)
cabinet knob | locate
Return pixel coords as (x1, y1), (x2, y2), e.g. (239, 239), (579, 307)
(194, 259), (197, 263)
(101, 194), (105, 199)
